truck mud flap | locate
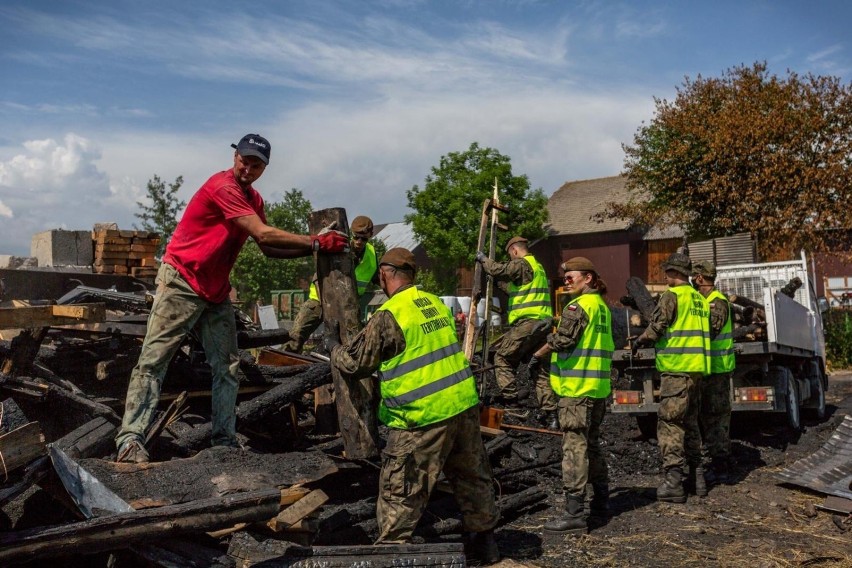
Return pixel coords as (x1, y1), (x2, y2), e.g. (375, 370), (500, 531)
(775, 415), (852, 500)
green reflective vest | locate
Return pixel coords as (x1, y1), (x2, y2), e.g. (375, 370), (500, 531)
(707, 289), (735, 373)
(377, 286), (479, 429)
(354, 243), (378, 296)
(549, 293), (614, 399)
(655, 285), (711, 375)
(308, 243), (378, 301)
(507, 255), (552, 324)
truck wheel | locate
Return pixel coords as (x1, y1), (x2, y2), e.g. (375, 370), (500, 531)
(635, 414), (657, 439)
(784, 373), (801, 432)
(806, 374), (826, 420)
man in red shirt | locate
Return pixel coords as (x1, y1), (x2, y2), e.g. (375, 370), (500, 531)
(115, 134), (347, 463)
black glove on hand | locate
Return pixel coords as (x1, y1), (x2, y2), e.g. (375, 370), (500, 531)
(527, 355), (541, 377)
(323, 320), (341, 352)
(632, 333), (653, 352)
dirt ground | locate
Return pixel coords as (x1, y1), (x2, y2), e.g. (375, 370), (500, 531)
(488, 369), (852, 568)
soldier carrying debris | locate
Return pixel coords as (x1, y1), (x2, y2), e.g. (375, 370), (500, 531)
(532, 257), (614, 535)
(114, 134), (348, 463)
(328, 247), (500, 565)
(633, 252), (711, 502)
(476, 236), (558, 428)
(284, 215), (379, 353)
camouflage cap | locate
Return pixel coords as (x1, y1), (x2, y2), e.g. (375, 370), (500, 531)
(692, 259), (716, 279)
(379, 247), (416, 273)
(561, 256), (596, 273)
(662, 252), (692, 278)
(505, 236), (528, 252)
(350, 215), (374, 236)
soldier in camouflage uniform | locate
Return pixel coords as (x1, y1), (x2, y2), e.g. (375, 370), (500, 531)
(533, 257), (614, 534)
(329, 248), (500, 565)
(692, 260), (734, 488)
(634, 252), (710, 502)
(476, 236), (557, 428)
(284, 216), (379, 353)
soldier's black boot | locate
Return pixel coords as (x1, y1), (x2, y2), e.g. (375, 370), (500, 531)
(543, 493), (587, 534)
(657, 467), (687, 503)
(706, 458), (730, 486)
(690, 465), (708, 497)
(464, 529), (499, 565)
(589, 482), (610, 520)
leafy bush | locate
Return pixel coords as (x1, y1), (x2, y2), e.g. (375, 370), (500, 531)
(824, 309), (852, 370)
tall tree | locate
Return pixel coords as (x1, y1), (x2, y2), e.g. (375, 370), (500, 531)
(405, 142), (549, 294)
(604, 62), (852, 259)
(134, 175), (186, 257)
(230, 189), (313, 308)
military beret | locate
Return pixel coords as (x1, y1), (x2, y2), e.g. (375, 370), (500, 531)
(379, 247), (416, 273)
(561, 256), (597, 273)
(505, 236), (528, 252)
(350, 216), (374, 236)
(662, 252), (692, 278)
(692, 260), (716, 278)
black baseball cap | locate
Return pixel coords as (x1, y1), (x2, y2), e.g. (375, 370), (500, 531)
(231, 134), (271, 165)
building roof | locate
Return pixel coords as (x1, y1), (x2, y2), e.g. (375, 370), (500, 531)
(547, 175), (683, 240)
(373, 222), (421, 251)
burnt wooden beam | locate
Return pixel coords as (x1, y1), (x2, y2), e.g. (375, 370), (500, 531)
(310, 207), (379, 460)
(237, 328), (292, 349)
(625, 277), (657, 322)
(0, 488), (282, 565)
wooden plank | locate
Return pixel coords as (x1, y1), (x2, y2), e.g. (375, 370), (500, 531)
(0, 303), (105, 329)
(0, 488), (282, 564)
(479, 425), (506, 438)
(0, 422), (46, 474)
(268, 488), (328, 531)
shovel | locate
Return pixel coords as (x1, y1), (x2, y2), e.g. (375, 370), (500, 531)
(479, 405), (562, 436)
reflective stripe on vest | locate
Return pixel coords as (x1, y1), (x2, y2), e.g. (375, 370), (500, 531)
(354, 243), (378, 296)
(707, 289), (735, 373)
(377, 286), (479, 429)
(507, 255), (552, 324)
(655, 285), (711, 374)
(549, 293), (613, 398)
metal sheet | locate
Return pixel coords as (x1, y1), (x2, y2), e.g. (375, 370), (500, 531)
(775, 415), (852, 500)
(49, 446), (134, 518)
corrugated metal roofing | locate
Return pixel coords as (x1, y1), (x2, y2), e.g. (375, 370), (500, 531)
(374, 222), (420, 251)
(776, 414), (852, 500)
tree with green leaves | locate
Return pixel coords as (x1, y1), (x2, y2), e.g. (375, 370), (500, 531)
(134, 175), (186, 257)
(605, 62), (852, 259)
(230, 189), (313, 308)
(405, 142), (549, 294)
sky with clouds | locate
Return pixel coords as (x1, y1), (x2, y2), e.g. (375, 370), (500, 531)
(0, 0), (849, 255)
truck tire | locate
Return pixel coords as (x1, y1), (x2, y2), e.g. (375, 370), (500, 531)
(805, 373), (826, 420)
(784, 371), (801, 432)
(635, 414), (657, 439)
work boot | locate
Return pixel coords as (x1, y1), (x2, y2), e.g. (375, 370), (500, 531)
(687, 465), (708, 497)
(589, 482), (610, 520)
(117, 439), (149, 464)
(464, 529), (500, 565)
(706, 458), (730, 486)
(657, 468), (686, 503)
(543, 493), (587, 534)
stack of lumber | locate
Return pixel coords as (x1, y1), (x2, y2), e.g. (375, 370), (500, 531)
(91, 229), (160, 278)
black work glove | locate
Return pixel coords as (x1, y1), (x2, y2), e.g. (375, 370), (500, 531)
(631, 333), (653, 353)
(323, 320), (341, 352)
(527, 355), (542, 377)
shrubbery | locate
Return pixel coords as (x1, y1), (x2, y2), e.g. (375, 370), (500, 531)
(824, 309), (852, 370)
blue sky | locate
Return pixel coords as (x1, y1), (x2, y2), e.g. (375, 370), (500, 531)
(0, 0), (849, 255)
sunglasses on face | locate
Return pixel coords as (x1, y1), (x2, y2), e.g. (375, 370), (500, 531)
(563, 274), (575, 284)
(352, 235), (369, 242)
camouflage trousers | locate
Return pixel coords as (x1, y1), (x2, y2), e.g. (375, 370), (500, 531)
(699, 373), (732, 461)
(557, 396), (608, 497)
(376, 406), (500, 543)
(494, 318), (556, 410)
(115, 263), (240, 450)
(283, 298), (322, 353)
(657, 372), (703, 471)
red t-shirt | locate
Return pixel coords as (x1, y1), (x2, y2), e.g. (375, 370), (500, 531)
(163, 169), (266, 303)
